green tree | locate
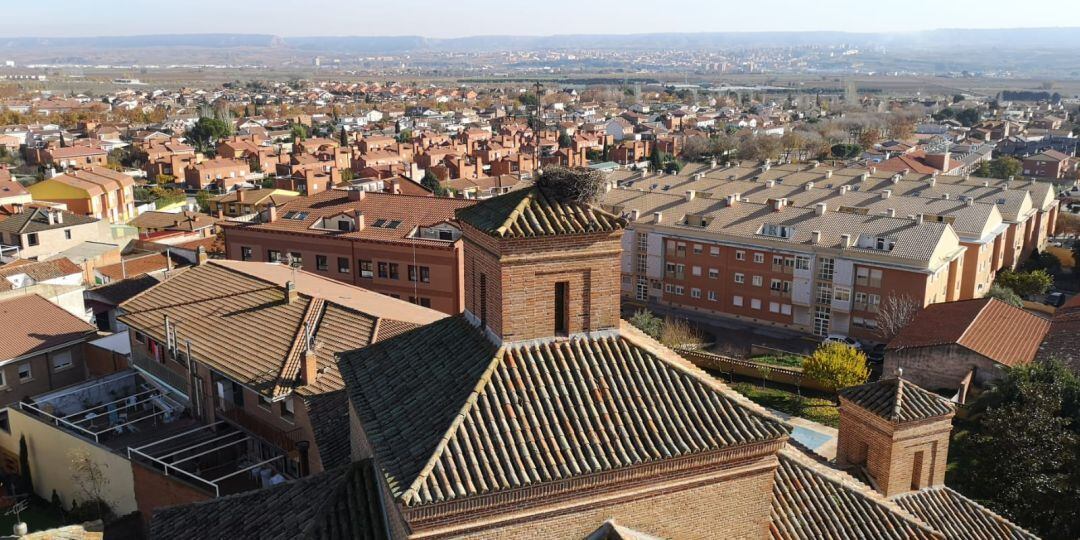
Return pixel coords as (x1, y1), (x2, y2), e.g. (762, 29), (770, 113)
(185, 117), (232, 154)
(996, 269), (1053, 297)
(803, 342), (870, 398)
(339, 126), (349, 147)
(339, 168), (354, 183)
(195, 190), (212, 213)
(990, 156), (1022, 179)
(19, 434), (33, 498)
(649, 146), (663, 171)
(421, 170), (448, 197)
(290, 123), (308, 144)
(956, 108), (981, 127)
(558, 132), (572, 149)
(629, 309), (663, 340)
(949, 359), (1080, 539)
(986, 284), (1023, 307)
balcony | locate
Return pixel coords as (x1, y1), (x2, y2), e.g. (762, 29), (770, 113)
(130, 352), (190, 397)
(0, 244), (19, 264)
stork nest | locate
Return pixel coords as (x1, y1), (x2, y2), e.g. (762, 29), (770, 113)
(536, 166), (605, 204)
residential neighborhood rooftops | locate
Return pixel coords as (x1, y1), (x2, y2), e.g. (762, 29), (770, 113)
(456, 184), (626, 238)
(0, 207), (97, 234)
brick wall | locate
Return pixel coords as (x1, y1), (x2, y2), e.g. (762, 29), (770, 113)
(434, 462), (778, 540)
(132, 461), (211, 524)
(461, 222), (622, 342)
(884, 344), (1003, 392)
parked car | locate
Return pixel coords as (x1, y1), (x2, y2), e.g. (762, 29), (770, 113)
(1046, 292), (1067, 307)
(824, 334), (863, 350)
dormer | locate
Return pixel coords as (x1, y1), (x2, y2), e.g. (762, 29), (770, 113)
(311, 211), (363, 232)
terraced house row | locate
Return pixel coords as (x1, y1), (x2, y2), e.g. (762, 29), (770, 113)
(600, 161), (1060, 342)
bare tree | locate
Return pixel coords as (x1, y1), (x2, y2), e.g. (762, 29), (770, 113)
(69, 449), (113, 521)
(876, 294), (920, 343)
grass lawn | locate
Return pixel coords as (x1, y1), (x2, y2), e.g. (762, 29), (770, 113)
(0, 499), (66, 535)
(749, 354), (804, 368)
(731, 382), (840, 428)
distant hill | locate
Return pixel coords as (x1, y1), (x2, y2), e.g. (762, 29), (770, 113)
(2, 28), (1079, 55)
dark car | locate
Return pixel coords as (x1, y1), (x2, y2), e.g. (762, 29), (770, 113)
(1046, 292), (1067, 307)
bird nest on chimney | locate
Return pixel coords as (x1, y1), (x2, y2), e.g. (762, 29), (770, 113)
(535, 166), (605, 205)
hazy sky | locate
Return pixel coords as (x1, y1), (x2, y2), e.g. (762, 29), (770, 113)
(4, 0), (1080, 37)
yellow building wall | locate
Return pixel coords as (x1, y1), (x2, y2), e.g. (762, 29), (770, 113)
(0, 408), (138, 515)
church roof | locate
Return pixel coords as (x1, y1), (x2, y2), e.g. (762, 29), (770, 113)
(338, 317), (788, 507)
(455, 185), (625, 238)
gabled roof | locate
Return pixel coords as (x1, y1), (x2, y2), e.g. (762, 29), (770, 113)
(1037, 294), (1080, 374)
(150, 460), (387, 540)
(839, 377), (955, 423)
(0, 257), (82, 291)
(128, 210), (218, 232)
(118, 260), (442, 398)
(887, 298), (1050, 367)
(456, 185), (625, 238)
(0, 208), (97, 234)
(339, 317), (788, 507)
(893, 486), (1037, 540)
(0, 294), (97, 362)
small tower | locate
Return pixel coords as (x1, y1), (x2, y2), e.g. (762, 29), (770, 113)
(455, 171), (626, 343)
(835, 376), (955, 497)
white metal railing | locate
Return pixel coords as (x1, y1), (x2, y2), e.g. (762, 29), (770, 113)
(0, 244), (19, 263)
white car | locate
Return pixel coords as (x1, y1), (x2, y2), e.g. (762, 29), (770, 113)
(824, 334), (863, 350)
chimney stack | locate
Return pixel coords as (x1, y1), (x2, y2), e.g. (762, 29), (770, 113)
(685, 190), (696, 202)
(196, 246), (208, 266)
(840, 233), (852, 247)
(653, 211), (663, 223)
(814, 202), (827, 216)
(353, 210), (364, 230)
(347, 187), (366, 202)
(630, 209), (640, 221)
(881, 189), (892, 199)
(237, 189), (245, 203)
(771, 198), (785, 212)
(285, 280), (298, 304)
(46, 209), (55, 225)
(301, 348), (318, 387)
(915, 214), (924, 225)
(942, 193), (950, 200)
(266, 203), (278, 223)
(886, 208), (896, 217)
(964, 196), (974, 206)
(53, 209), (63, 224)
(805, 182), (815, 191)
(825, 170), (833, 179)
(766, 179), (776, 188)
(811, 230), (822, 244)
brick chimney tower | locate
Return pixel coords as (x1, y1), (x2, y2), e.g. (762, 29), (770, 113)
(835, 375), (956, 497)
(455, 170), (627, 343)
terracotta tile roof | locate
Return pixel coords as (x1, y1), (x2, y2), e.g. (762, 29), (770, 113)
(0, 294), (96, 362)
(301, 390), (351, 469)
(150, 460), (387, 540)
(457, 185), (626, 238)
(0, 208), (97, 234)
(893, 487), (1037, 539)
(770, 447), (941, 539)
(211, 188), (298, 206)
(118, 260), (443, 398)
(128, 211), (218, 232)
(0, 258), (82, 291)
(339, 317), (788, 506)
(1037, 295), (1080, 374)
(96, 253), (175, 282)
(231, 189), (474, 247)
(887, 298), (1050, 367)
(0, 180), (27, 198)
(839, 377), (955, 423)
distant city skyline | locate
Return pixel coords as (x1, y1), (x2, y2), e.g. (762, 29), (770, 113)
(5, 0), (1080, 38)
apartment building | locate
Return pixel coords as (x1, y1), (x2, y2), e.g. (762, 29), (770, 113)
(221, 189), (474, 314)
(602, 193), (966, 343)
(183, 157), (251, 190)
(28, 167), (137, 223)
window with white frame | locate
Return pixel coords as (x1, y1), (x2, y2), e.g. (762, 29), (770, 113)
(752, 275), (763, 287)
(735, 250), (745, 261)
(734, 273), (745, 284)
(708, 291), (718, 301)
(18, 363), (32, 382)
(733, 295), (743, 307)
(751, 298), (762, 310)
(708, 268), (719, 279)
(692, 266), (702, 277)
(691, 288), (701, 298)
(709, 246), (720, 256)
(753, 253), (764, 264)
